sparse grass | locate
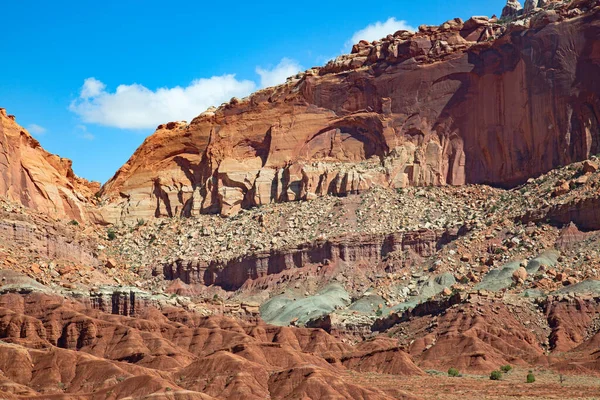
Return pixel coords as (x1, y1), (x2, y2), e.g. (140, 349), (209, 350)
(448, 367), (460, 377)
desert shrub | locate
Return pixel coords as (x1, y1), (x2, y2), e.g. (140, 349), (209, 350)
(501, 365), (513, 373)
(107, 228), (116, 241)
(527, 372), (536, 383)
(490, 370), (502, 380)
(68, 220), (79, 226)
(447, 367), (460, 377)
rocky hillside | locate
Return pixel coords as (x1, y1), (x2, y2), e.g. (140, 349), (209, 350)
(97, 0), (600, 222)
(0, 108), (99, 222)
(0, 286), (424, 400)
(2, 1), (600, 399)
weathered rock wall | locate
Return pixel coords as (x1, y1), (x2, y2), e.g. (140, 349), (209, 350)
(0, 108), (99, 222)
(160, 227), (465, 290)
(0, 218), (98, 266)
(96, 6), (600, 222)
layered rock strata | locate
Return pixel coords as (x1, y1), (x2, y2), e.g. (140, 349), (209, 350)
(160, 227), (466, 290)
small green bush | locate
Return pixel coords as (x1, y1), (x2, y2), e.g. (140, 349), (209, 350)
(501, 365), (513, 373)
(527, 372), (536, 383)
(107, 228), (117, 241)
(68, 220), (79, 226)
(490, 370), (502, 381)
(447, 367), (460, 377)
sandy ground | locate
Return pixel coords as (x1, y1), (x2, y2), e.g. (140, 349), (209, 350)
(348, 368), (600, 400)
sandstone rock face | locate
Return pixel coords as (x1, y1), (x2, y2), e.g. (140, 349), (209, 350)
(522, 196), (600, 231)
(524, 0), (539, 12)
(0, 108), (99, 222)
(97, 8), (600, 222)
(502, 0), (523, 18)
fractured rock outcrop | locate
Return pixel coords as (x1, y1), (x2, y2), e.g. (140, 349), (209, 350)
(502, 0), (524, 18)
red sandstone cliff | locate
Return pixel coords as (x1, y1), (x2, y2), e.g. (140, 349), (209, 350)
(0, 108), (99, 222)
(97, 1), (600, 221)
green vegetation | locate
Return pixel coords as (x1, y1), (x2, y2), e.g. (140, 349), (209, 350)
(501, 365), (513, 373)
(527, 371), (536, 383)
(68, 220), (79, 226)
(490, 370), (502, 381)
(447, 367), (460, 377)
(107, 228), (117, 241)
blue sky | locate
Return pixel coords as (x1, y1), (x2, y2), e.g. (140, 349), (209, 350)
(0, 0), (506, 184)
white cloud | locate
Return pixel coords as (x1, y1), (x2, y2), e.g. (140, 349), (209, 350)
(27, 124), (46, 135)
(80, 78), (106, 99)
(346, 17), (416, 50)
(75, 124), (94, 140)
(70, 58), (306, 130)
(256, 58), (303, 88)
(69, 75), (256, 130)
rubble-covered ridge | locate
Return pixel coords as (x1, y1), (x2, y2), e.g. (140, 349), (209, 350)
(106, 184), (500, 271)
(96, 1), (600, 222)
(95, 157), (600, 299)
(3, 154), (599, 309)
